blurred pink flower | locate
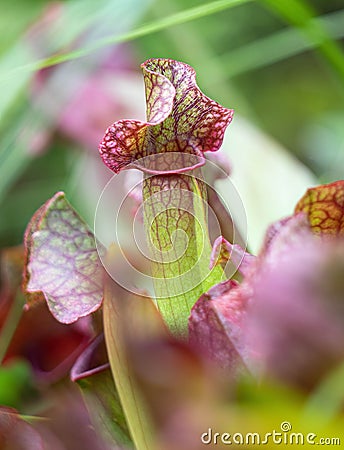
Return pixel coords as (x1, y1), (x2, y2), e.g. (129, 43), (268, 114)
(26, 4), (143, 156)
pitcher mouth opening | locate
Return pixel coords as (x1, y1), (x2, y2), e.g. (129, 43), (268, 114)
(126, 152), (206, 175)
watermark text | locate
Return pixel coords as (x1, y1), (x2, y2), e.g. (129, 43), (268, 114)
(201, 422), (341, 446)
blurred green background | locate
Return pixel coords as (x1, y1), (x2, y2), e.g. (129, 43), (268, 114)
(0, 0), (343, 248)
(0, 1), (344, 444)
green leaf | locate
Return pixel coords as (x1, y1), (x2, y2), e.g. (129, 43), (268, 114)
(72, 335), (132, 447)
(24, 192), (104, 323)
(103, 270), (158, 450)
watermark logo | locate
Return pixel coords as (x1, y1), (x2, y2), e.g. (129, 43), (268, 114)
(201, 421), (341, 446)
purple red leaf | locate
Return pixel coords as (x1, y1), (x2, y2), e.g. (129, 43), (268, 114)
(0, 407), (45, 450)
(189, 279), (253, 374)
(209, 236), (255, 276)
(294, 180), (344, 235)
(24, 192), (104, 324)
(247, 236), (344, 389)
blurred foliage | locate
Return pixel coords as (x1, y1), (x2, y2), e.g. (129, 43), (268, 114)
(0, 0), (344, 447)
(1, 0), (344, 247)
(0, 361), (35, 409)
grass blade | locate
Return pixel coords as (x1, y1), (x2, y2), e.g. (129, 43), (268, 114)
(4, 0), (252, 74)
(260, 0), (344, 82)
(221, 9), (344, 77)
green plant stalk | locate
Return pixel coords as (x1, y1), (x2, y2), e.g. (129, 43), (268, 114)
(103, 278), (155, 450)
(0, 291), (24, 363)
(143, 170), (225, 336)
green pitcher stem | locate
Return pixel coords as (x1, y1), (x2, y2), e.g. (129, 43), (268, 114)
(142, 170), (224, 336)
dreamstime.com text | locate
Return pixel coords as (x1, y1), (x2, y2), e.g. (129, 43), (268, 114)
(201, 422), (341, 446)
